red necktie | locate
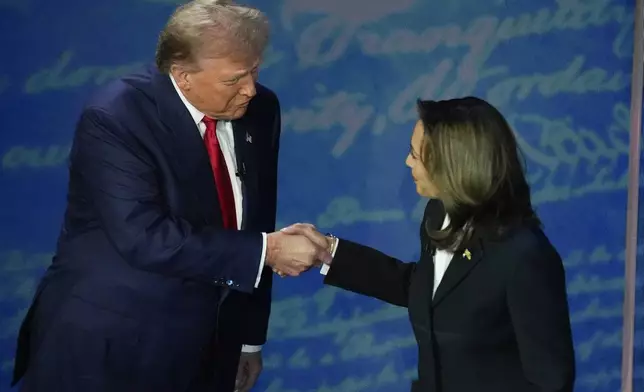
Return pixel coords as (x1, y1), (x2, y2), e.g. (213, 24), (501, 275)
(202, 116), (237, 229)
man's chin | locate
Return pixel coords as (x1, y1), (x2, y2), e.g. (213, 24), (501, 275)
(213, 107), (248, 121)
(228, 105), (250, 120)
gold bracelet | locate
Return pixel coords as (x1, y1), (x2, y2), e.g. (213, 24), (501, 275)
(326, 233), (338, 256)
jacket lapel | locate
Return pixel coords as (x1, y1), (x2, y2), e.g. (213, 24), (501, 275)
(420, 200), (444, 302)
(148, 69), (221, 221)
(231, 114), (258, 229)
(432, 236), (484, 307)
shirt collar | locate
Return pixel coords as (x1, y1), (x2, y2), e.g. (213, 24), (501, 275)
(442, 214), (450, 229)
(169, 74), (205, 126)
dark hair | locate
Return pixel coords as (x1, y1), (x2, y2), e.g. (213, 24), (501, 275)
(417, 97), (540, 251)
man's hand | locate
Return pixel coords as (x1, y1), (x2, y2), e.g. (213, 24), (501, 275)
(235, 351), (262, 392)
(274, 223), (334, 277)
(280, 223), (331, 253)
(265, 229), (331, 277)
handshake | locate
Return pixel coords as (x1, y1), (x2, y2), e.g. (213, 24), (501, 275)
(265, 223), (335, 277)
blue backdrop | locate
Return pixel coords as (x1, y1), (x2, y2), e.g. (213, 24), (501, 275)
(1, 0), (643, 391)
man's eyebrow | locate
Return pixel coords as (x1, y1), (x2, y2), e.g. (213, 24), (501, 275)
(222, 71), (246, 81)
(223, 65), (258, 80)
(232, 69), (250, 77)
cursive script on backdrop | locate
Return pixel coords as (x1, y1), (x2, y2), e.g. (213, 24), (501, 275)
(285, 0), (631, 68)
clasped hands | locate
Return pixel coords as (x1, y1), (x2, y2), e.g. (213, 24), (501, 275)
(265, 223), (332, 277)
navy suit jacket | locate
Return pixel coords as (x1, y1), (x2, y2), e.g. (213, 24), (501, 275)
(12, 66), (280, 391)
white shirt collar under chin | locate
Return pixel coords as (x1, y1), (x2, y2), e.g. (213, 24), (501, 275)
(169, 74), (205, 126)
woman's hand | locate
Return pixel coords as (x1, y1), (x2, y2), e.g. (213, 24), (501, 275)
(274, 223), (333, 276)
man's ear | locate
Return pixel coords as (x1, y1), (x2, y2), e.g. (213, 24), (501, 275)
(170, 64), (191, 91)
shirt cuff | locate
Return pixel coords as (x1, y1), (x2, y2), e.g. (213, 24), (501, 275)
(320, 239), (339, 276)
(255, 233), (267, 288)
(242, 344), (262, 353)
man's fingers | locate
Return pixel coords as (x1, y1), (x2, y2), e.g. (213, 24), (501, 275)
(242, 368), (261, 392)
(235, 377), (248, 392)
(272, 268), (287, 277)
(280, 224), (328, 252)
(290, 226), (327, 250)
(306, 233), (327, 250)
(235, 363), (248, 391)
(280, 223), (316, 234)
(298, 223), (316, 230)
(273, 267), (295, 277)
(280, 227), (305, 235)
(238, 352), (262, 392)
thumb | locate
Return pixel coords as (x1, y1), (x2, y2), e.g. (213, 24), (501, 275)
(280, 224), (303, 234)
(281, 223), (316, 234)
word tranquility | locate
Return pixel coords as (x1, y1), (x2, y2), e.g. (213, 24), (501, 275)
(289, 0), (632, 67)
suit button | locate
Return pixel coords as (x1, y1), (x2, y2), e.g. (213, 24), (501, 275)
(226, 280), (234, 286)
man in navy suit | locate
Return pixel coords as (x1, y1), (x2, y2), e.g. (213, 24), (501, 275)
(11, 1), (329, 391)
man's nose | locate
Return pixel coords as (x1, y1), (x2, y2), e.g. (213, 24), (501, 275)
(240, 79), (256, 98)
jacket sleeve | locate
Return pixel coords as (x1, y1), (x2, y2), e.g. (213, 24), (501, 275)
(241, 96), (281, 345)
(324, 239), (415, 307)
(322, 199), (441, 306)
(506, 239), (576, 391)
(71, 107), (262, 294)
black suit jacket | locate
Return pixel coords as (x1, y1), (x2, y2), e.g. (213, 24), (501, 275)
(12, 66), (280, 391)
(325, 200), (575, 392)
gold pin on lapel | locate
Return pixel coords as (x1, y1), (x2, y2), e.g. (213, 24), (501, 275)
(463, 249), (472, 260)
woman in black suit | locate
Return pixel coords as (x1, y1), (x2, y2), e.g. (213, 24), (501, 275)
(282, 97), (576, 392)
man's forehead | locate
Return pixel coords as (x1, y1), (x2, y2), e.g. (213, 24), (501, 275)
(204, 56), (261, 75)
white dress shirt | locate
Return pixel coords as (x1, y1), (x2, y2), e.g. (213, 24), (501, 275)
(171, 76), (265, 353)
(320, 215), (454, 298)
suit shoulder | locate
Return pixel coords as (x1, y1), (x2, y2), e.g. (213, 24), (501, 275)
(255, 83), (278, 102)
(254, 83), (279, 108)
(512, 225), (556, 254)
(81, 68), (155, 119)
(495, 224), (562, 268)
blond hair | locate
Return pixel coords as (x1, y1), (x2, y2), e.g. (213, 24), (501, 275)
(155, 0), (270, 73)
